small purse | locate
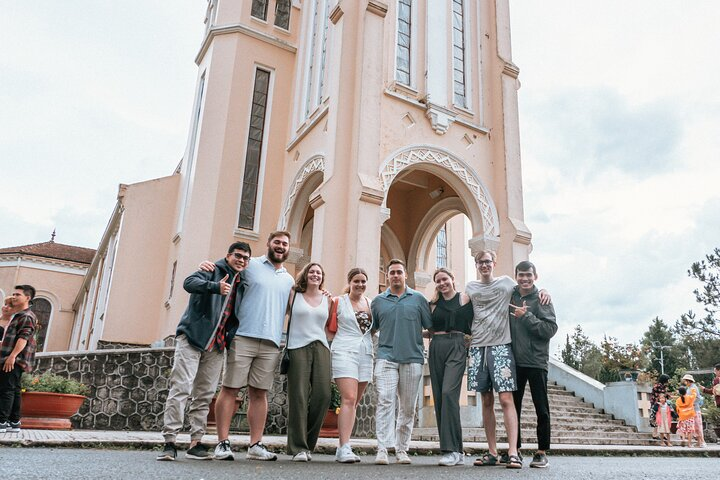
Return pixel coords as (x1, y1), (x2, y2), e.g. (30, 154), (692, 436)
(280, 292), (297, 375)
(326, 297), (339, 333)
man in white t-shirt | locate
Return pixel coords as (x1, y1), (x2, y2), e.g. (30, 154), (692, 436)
(465, 250), (549, 469)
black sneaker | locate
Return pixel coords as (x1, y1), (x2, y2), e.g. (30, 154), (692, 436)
(499, 452), (523, 464)
(0, 422), (10, 433)
(156, 442), (177, 461)
(186, 443), (213, 460)
(7, 421), (21, 433)
(529, 452), (549, 468)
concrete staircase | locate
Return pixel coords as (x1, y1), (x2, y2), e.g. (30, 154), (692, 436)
(412, 382), (661, 446)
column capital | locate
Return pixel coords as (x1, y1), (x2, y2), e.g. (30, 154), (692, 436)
(467, 235), (501, 257)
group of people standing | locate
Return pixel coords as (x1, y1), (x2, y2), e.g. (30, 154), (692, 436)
(650, 367), (720, 448)
(157, 230), (558, 469)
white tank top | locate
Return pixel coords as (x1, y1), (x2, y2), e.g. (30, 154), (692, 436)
(288, 293), (329, 350)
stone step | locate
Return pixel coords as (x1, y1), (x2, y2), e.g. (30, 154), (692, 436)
(413, 429), (656, 445)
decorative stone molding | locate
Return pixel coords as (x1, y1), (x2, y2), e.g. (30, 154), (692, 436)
(468, 234), (501, 257)
(425, 103), (456, 135)
(279, 156), (325, 230)
(367, 1), (388, 17)
(330, 2), (344, 24)
(379, 147), (500, 237)
(287, 246), (305, 265)
(509, 217), (532, 245)
(502, 61), (520, 79)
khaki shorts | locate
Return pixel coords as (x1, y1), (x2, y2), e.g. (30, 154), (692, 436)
(223, 336), (280, 390)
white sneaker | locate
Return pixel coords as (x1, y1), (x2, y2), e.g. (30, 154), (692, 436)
(438, 452), (464, 466)
(375, 448), (389, 465)
(292, 451), (309, 462)
(336, 444), (360, 463)
(213, 440), (234, 461)
(246, 442), (278, 461)
(396, 450), (412, 464)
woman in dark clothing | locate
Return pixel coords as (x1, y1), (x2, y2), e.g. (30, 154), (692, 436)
(650, 374), (670, 438)
(428, 268), (473, 467)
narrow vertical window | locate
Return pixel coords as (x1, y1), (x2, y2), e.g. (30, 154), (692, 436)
(304, 0), (320, 116)
(251, 0), (269, 21)
(177, 73), (206, 233)
(316, 0), (330, 102)
(452, 0), (467, 107)
(238, 69), (271, 230)
(169, 261), (178, 299)
(205, 0), (218, 32)
(395, 0), (412, 85)
(275, 0), (291, 29)
(436, 224), (448, 268)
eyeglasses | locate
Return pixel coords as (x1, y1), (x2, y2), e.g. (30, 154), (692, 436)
(232, 252), (250, 261)
(476, 260), (493, 266)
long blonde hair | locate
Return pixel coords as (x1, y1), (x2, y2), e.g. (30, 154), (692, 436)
(430, 267), (457, 304)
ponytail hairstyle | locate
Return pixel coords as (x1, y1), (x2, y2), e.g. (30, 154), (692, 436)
(678, 385), (687, 403)
(343, 267), (368, 294)
(431, 268), (457, 304)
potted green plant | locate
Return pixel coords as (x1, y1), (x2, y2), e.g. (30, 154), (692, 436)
(703, 403), (720, 438)
(320, 383), (341, 438)
(20, 371), (89, 430)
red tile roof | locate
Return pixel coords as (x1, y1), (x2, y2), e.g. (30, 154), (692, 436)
(0, 241), (96, 265)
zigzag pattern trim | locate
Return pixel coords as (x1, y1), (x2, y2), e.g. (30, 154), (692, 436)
(279, 156), (325, 230)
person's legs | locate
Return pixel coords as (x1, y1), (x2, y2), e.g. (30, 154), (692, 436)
(428, 337), (446, 448)
(694, 411), (706, 445)
(306, 343), (332, 451)
(498, 391), (519, 457)
(439, 335), (466, 453)
(374, 359), (399, 452)
(286, 345), (312, 455)
(513, 367), (529, 451)
(0, 366), (23, 424)
(247, 386), (268, 444)
(161, 335), (201, 444)
(217, 336), (253, 442)
(186, 347), (224, 446)
(395, 362), (422, 453)
(215, 386), (241, 441)
(481, 391), (497, 454)
(336, 377), (359, 445)
(526, 368), (550, 453)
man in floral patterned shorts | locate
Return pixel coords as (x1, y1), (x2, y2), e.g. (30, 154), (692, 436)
(465, 250), (549, 469)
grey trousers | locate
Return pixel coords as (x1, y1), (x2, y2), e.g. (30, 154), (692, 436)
(428, 333), (467, 453)
(162, 334), (224, 442)
(286, 341), (332, 455)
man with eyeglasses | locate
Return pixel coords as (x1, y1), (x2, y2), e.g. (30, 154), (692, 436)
(465, 250), (550, 469)
(157, 241), (252, 461)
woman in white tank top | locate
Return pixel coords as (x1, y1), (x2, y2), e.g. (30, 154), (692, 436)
(285, 262), (332, 461)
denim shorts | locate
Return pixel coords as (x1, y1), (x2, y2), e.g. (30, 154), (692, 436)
(467, 343), (517, 393)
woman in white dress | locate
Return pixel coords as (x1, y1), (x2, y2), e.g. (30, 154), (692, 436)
(285, 262), (332, 462)
(328, 267), (373, 463)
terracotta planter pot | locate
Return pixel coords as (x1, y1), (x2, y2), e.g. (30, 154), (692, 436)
(320, 409), (339, 438)
(20, 391), (86, 430)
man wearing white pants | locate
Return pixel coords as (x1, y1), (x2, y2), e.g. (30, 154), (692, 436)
(371, 259), (432, 465)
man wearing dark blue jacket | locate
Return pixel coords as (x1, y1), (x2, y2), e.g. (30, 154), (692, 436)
(157, 241), (251, 461)
(509, 260), (557, 469)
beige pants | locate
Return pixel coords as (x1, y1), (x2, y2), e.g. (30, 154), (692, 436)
(161, 334), (224, 442)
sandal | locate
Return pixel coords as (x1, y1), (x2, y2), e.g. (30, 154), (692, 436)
(506, 454), (523, 469)
(473, 452), (499, 466)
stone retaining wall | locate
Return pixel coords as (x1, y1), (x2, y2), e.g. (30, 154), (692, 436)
(33, 348), (376, 437)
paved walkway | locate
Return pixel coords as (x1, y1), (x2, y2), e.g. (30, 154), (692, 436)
(1, 430), (718, 457)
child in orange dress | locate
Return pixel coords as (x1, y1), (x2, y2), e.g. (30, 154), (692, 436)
(674, 386), (697, 447)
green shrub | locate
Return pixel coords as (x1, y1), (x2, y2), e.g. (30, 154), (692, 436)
(21, 371), (89, 396)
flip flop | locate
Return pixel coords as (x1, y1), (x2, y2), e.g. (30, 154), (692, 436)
(506, 454), (523, 469)
(473, 452), (499, 466)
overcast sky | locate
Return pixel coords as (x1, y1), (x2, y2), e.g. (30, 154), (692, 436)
(2, 1), (718, 349)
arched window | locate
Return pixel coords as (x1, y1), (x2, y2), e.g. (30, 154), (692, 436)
(31, 298), (52, 352)
(251, 0), (269, 21)
(274, 0), (291, 30)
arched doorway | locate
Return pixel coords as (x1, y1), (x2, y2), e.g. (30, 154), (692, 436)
(31, 297), (52, 352)
(379, 146), (500, 293)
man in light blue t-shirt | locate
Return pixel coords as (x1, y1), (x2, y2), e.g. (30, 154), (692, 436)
(371, 259), (432, 465)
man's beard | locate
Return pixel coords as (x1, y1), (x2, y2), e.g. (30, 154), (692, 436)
(267, 247), (288, 263)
